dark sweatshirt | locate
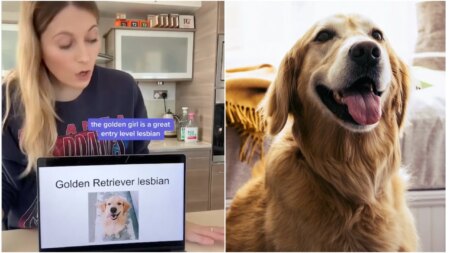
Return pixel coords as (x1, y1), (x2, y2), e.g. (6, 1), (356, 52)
(2, 65), (149, 229)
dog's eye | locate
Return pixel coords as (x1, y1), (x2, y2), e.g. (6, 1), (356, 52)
(118, 202), (122, 205)
(314, 30), (335, 42)
(107, 203), (111, 206)
(372, 29), (383, 41)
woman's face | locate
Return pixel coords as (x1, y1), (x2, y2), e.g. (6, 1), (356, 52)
(40, 5), (100, 92)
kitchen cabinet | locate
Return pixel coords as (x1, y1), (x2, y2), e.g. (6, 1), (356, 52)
(210, 162), (224, 210)
(104, 28), (194, 81)
(2, 23), (17, 76)
(150, 148), (211, 212)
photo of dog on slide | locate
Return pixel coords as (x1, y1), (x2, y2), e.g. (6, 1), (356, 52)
(99, 195), (131, 239)
(88, 191), (139, 242)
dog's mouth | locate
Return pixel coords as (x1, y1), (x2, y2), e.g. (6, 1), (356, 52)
(108, 212), (121, 220)
(316, 77), (383, 126)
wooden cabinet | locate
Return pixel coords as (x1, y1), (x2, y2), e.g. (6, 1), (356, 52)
(210, 163), (224, 210)
(104, 28), (194, 81)
(150, 148), (211, 212)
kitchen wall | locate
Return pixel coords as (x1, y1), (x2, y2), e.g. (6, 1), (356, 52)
(177, 1), (222, 143)
(93, 1), (222, 141)
(137, 82), (176, 118)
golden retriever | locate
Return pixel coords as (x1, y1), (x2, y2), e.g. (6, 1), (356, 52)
(98, 195), (131, 239)
(226, 14), (418, 251)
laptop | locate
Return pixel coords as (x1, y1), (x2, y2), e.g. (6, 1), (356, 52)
(37, 154), (186, 252)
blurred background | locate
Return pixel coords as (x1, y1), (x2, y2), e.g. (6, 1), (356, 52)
(226, 1), (434, 68)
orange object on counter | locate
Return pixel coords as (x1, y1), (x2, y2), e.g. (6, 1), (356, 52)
(114, 19), (128, 27)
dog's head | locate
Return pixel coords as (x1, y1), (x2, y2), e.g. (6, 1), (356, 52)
(99, 196), (131, 221)
(264, 14), (409, 134)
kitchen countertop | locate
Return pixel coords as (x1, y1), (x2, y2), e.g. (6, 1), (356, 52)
(149, 138), (212, 152)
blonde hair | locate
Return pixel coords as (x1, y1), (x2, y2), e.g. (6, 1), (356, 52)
(2, 2), (99, 177)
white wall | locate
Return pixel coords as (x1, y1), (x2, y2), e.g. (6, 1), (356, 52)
(407, 190), (446, 252)
(225, 1), (418, 69)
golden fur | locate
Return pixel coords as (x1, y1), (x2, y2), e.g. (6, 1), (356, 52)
(99, 195), (131, 239)
(226, 14), (418, 251)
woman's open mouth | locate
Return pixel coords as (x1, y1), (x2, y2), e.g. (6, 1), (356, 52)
(76, 70), (91, 81)
(316, 77), (383, 126)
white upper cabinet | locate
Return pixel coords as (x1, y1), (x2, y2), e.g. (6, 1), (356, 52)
(105, 28), (194, 81)
(1, 23), (17, 76)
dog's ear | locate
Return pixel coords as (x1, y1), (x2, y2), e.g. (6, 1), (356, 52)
(122, 200), (131, 213)
(389, 51), (410, 129)
(263, 51), (300, 135)
(98, 201), (106, 213)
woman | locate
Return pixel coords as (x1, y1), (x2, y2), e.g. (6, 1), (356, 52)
(2, 1), (223, 245)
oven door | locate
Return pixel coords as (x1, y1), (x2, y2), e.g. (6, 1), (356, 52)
(212, 34), (225, 163)
(212, 88), (224, 162)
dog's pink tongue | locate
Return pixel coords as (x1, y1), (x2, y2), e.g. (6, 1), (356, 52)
(342, 91), (381, 125)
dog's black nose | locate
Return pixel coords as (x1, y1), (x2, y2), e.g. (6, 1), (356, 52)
(110, 207), (117, 213)
(349, 41), (380, 66)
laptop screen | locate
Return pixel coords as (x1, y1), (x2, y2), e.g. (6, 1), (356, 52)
(37, 155), (185, 252)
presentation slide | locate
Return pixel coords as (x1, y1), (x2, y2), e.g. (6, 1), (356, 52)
(38, 163), (184, 249)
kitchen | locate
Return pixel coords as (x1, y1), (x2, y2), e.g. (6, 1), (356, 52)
(2, 1), (224, 251)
